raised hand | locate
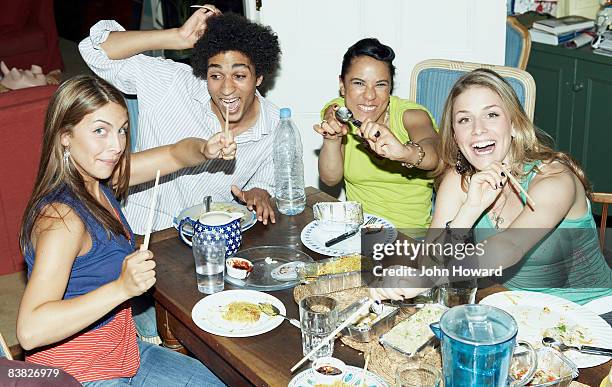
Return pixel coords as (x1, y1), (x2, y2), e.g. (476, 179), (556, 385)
(313, 104), (349, 142)
(464, 161), (508, 210)
(231, 185), (276, 225)
(204, 131), (237, 160)
(177, 5), (221, 49)
(116, 249), (156, 298)
(358, 119), (406, 160)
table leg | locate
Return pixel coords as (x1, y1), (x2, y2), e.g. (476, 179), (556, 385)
(155, 301), (188, 355)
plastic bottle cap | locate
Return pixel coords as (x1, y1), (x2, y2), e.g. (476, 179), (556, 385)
(280, 108), (291, 118)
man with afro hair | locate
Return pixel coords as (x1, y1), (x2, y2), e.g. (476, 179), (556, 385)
(80, 6), (282, 237)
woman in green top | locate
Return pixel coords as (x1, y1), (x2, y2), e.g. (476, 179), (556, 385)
(313, 38), (439, 230)
(371, 68), (611, 304)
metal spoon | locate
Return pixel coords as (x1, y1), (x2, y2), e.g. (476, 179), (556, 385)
(258, 302), (301, 328)
(335, 106), (362, 128)
(335, 106), (380, 141)
(203, 195), (212, 213)
(542, 336), (612, 356)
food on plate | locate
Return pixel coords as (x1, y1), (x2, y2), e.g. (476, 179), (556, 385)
(511, 347), (578, 386)
(300, 254), (363, 279)
(380, 304), (446, 356)
(222, 301), (260, 323)
(543, 322), (592, 346)
(226, 258), (253, 279)
(512, 367), (558, 385)
(315, 365), (343, 375)
(354, 312), (379, 329)
(314, 382), (351, 387)
(271, 261), (305, 281)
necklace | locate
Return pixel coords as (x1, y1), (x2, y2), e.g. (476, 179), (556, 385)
(489, 192), (508, 229)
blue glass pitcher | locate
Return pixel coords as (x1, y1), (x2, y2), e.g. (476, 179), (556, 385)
(430, 304), (537, 387)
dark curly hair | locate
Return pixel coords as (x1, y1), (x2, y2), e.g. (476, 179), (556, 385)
(191, 13), (281, 80)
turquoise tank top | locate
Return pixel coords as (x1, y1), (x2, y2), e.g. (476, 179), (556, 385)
(474, 162), (612, 305)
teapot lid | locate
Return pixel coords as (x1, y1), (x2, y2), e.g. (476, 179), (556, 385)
(439, 304), (517, 346)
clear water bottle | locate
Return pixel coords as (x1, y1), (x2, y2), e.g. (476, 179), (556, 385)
(274, 108), (306, 215)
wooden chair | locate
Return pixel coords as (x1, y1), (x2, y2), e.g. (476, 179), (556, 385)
(592, 192), (612, 250)
(409, 59), (536, 126)
(505, 16), (532, 70)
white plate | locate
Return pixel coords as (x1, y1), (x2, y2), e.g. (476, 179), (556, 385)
(288, 365), (389, 387)
(300, 214), (396, 257)
(480, 291), (612, 368)
(173, 201), (257, 235)
(191, 289), (284, 337)
(583, 296), (612, 315)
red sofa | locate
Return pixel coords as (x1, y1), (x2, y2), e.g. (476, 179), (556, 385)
(0, 85), (57, 275)
(0, 0), (63, 73)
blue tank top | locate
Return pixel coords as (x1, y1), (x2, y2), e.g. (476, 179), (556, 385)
(24, 184), (135, 328)
(474, 162), (612, 305)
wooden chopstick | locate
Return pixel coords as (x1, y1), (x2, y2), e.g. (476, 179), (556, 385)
(503, 167), (536, 209)
(140, 169), (160, 251)
(225, 103), (230, 138)
(290, 299), (372, 373)
(360, 352), (370, 387)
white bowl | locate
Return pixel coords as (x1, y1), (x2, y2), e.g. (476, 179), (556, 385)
(226, 257), (253, 279)
(311, 357), (346, 385)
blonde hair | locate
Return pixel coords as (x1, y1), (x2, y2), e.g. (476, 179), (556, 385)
(20, 75), (131, 251)
(433, 68), (590, 194)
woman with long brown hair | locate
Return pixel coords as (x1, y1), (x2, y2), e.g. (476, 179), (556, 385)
(371, 68), (611, 304)
(17, 75), (230, 385)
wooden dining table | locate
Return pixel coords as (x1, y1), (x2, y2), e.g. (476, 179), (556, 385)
(149, 186), (610, 386)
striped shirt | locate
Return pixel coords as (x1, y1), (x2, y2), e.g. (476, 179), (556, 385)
(79, 20), (279, 234)
(27, 304), (139, 383)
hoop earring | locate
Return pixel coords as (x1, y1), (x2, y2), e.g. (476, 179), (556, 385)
(455, 150), (469, 174)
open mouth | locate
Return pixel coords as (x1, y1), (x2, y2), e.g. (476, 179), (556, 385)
(221, 97), (240, 113)
(472, 140), (496, 155)
(357, 104), (377, 113)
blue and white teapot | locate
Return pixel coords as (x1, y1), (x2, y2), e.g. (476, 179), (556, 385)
(179, 211), (243, 258)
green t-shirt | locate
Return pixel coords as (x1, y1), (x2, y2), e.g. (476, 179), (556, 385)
(322, 96), (437, 231)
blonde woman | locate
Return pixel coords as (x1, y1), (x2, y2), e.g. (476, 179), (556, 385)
(371, 68), (611, 304)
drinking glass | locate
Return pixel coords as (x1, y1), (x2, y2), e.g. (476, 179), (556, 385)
(437, 279), (477, 307)
(396, 361), (442, 387)
(192, 230), (226, 294)
(299, 296), (338, 360)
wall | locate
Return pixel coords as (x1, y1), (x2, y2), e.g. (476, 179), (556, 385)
(245, 0), (507, 197)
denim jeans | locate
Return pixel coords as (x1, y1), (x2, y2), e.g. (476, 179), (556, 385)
(131, 293), (158, 339)
(82, 341), (225, 386)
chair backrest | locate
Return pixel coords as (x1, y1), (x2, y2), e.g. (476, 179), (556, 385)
(592, 192), (612, 250)
(0, 332), (12, 360)
(0, 85), (58, 275)
(505, 16), (531, 70)
(409, 59), (536, 127)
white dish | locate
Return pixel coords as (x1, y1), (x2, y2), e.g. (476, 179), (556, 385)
(191, 289), (284, 337)
(583, 295), (612, 316)
(173, 201), (257, 235)
(288, 365), (388, 387)
(480, 291), (612, 368)
(300, 213), (396, 257)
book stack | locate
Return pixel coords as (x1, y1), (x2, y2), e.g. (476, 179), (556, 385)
(529, 16), (594, 46)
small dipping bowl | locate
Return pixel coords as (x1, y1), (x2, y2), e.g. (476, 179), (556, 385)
(225, 257), (253, 279)
(311, 357), (346, 385)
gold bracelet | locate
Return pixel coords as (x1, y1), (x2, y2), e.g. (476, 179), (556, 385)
(401, 140), (425, 168)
